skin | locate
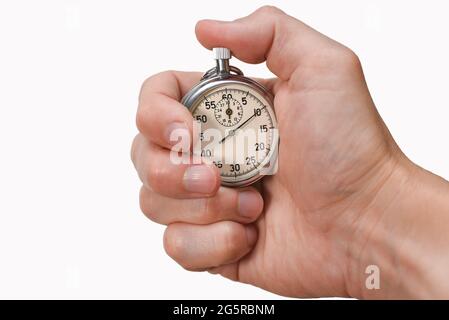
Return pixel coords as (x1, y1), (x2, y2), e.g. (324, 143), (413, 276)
(131, 6), (449, 299)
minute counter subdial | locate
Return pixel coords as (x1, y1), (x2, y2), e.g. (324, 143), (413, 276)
(214, 98), (243, 127)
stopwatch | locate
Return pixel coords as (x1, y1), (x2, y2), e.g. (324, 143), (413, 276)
(182, 48), (279, 187)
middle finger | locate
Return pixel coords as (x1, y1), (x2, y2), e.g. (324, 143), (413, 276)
(140, 185), (264, 225)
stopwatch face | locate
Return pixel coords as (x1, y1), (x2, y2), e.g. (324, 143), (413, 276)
(189, 82), (278, 187)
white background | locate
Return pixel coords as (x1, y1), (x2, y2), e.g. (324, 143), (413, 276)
(0, 0), (448, 299)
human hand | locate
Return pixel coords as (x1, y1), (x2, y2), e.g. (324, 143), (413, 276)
(132, 6), (449, 299)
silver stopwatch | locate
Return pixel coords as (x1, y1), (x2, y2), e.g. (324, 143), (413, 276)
(182, 48), (279, 187)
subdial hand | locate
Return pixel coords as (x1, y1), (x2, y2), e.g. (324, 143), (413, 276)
(226, 100), (232, 120)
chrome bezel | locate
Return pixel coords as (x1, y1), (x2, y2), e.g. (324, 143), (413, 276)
(181, 74), (279, 188)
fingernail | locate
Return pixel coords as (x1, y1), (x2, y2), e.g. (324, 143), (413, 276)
(246, 225), (258, 246)
(183, 165), (217, 194)
(165, 122), (189, 147)
(238, 191), (263, 219)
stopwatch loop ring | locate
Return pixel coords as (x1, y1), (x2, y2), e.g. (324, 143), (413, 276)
(201, 66), (244, 81)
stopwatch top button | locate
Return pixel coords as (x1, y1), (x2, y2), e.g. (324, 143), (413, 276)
(213, 48), (231, 60)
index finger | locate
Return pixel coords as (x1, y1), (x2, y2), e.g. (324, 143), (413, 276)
(136, 71), (201, 150)
(136, 70), (277, 149)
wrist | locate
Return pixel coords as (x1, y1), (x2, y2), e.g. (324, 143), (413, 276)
(346, 153), (449, 299)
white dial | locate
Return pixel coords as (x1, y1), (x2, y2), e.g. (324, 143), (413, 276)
(191, 83), (277, 186)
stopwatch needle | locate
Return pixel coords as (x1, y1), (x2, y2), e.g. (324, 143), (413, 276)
(219, 105), (266, 144)
(226, 100), (232, 120)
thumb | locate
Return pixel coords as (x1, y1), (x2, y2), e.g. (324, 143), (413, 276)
(195, 6), (335, 81)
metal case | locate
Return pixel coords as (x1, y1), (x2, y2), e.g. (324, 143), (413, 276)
(181, 49), (278, 187)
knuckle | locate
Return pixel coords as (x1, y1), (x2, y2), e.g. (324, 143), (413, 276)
(139, 74), (154, 94)
(199, 198), (219, 223)
(257, 5), (284, 16)
(139, 70), (175, 99)
(130, 134), (140, 166)
(145, 165), (165, 192)
(139, 76), (152, 102)
(135, 105), (150, 134)
(163, 227), (184, 260)
(139, 73), (160, 101)
(137, 71), (173, 133)
(221, 223), (244, 258)
(336, 48), (362, 71)
(139, 187), (157, 221)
